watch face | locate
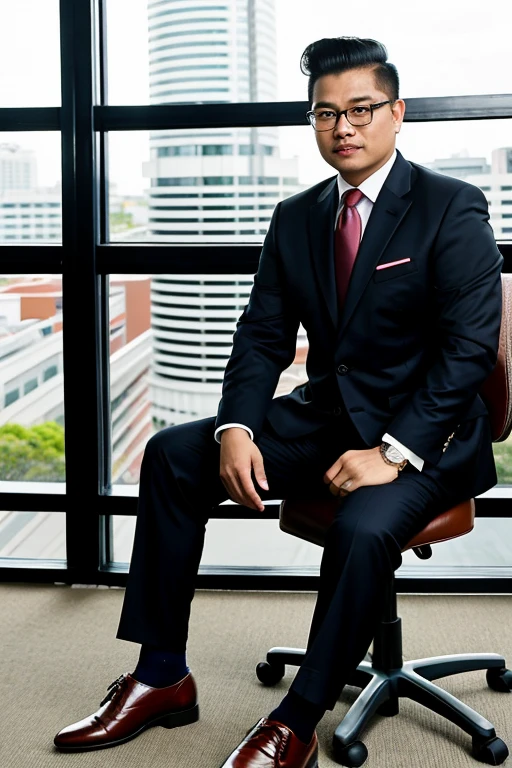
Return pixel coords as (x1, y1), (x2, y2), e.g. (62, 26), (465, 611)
(384, 444), (405, 463)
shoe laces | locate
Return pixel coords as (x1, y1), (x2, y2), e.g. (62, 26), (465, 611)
(100, 673), (128, 707)
(241, 720), (289, 762)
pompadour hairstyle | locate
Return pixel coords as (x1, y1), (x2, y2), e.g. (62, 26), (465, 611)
(300, 37), (400, 105)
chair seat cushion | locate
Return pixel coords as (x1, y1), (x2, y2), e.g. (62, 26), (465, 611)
(279, 497), (475, 551)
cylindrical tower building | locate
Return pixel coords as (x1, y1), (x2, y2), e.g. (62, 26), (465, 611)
(143, 0), (302, 427)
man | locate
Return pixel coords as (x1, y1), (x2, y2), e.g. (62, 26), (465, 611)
(54, 37), (503, 768)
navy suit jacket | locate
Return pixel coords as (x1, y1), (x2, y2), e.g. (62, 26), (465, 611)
(216, 150), (503, 498)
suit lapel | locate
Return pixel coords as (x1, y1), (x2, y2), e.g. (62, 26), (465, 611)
(308, 176), (339, 329)
(337, 151), (414, 340)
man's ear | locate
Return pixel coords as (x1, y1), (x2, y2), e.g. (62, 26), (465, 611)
(392, 98), (406, 133)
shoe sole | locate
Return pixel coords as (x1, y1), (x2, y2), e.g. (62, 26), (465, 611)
(54, 703), (199, 752)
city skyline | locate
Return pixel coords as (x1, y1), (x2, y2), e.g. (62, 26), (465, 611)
(0, 0), (511, 194)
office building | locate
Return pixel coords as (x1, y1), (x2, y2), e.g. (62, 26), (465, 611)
(428, 148), (512, 239)
(143, 0), (302, 427)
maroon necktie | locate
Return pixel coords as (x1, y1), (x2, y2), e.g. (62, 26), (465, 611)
(334, 188), (364, 309)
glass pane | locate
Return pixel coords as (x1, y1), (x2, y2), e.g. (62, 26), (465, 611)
(108, 275), (307, 487)
(0, 511), (66, 560)
(106, 0), (511, 105)
(0, 275), (65, 486)
(111, 514), (512, 572)
(492, 435), (512, 486)
(108, 127), (301, 244)
(0, 133), (62, 243)
(0, 0), (61, 107)
(108, 121), (512, 243)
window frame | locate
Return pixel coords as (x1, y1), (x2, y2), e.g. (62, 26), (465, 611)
(0, 0), (511, 590)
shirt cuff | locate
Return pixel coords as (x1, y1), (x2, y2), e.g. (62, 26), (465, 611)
(382, 432), (424, 472)
(214, 423), (254, 444)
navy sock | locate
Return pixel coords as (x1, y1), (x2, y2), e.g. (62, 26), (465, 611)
(269, 690), (325, 745)
(133, 646), (189, 689)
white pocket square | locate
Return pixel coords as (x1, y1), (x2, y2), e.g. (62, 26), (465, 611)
(375, 258), (412, 271)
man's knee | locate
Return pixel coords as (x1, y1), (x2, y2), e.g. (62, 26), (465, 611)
(331, 496), (403, 570)
(143, 417), (216, 469)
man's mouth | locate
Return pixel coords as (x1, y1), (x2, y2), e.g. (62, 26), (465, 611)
(334, 145), (361, 156)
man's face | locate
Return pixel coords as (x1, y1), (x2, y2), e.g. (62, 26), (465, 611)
(311, 67), (406, 186)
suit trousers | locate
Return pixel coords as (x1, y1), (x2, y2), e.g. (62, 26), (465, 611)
(116, 413), (457, 710)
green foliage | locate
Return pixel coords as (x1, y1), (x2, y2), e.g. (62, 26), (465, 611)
(110, 211), (135, 233)
(0, 422), (65, 482)
(492, 440), (512, 485)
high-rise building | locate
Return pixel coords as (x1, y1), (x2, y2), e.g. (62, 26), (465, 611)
(0, 143), (61, 243)
(0, 143), (37, 192)
(143, 0), (303, 427)
(426, 152), (490, 179)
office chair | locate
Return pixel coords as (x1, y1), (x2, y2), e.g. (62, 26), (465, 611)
(256, 274), (512, 766)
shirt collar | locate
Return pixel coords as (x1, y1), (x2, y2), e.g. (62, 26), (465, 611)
(337, 149), (397, 204)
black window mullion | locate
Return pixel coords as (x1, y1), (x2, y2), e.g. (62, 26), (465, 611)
(94, 93), (512, 132)
(59, 0), (104, 579)
(0, 107), (60, 132)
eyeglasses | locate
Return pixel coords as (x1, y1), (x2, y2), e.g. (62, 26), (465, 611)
(306, 101), (393, 131)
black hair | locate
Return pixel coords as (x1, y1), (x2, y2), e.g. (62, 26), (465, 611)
(300, 37), (399, 105)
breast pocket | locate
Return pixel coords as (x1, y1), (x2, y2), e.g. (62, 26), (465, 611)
(373, 259), (419, 283)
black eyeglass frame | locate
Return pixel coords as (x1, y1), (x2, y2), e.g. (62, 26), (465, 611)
(306, 100), (394, 131)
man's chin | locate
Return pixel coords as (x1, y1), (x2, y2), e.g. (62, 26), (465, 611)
(331, 158), (366, 180)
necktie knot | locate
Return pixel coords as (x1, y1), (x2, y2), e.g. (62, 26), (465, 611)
(343, 188), (363, 209)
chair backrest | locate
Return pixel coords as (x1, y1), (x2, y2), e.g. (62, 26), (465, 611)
(480, 272), (512, 442)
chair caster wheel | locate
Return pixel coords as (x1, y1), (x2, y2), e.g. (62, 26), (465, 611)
(472, 736), (509, 765)
(332, 738), (368, 767)
(486, 667), (512, 692)
(256, 661), (285, 686)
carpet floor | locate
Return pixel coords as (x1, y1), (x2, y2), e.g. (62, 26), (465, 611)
(0, 584), (511, 768)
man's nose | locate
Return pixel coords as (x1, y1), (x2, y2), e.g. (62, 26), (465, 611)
(333, 114), (356, 138)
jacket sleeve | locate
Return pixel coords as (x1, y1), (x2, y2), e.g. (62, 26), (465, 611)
(386, 183), (503, 466)
(215, 202), (300, 441)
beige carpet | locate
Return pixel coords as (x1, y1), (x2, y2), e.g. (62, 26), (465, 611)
(0, 584), (511, 768)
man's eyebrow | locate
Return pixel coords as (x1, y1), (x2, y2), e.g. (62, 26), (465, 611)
(312, 101), (338, 109)
(312, 96), (375, 109)
(347, 95), (374, 103)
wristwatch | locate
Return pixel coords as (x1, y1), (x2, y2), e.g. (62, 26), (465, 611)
(380, 441), (408, 472)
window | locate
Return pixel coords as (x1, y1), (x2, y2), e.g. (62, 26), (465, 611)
(1, 0), (510, 587)
(106, 0), (511, 105)
(43, 365), (58, 381)
(0, 0), (61, 107)
(23, 378), (38, 395)
(5, 389), (20, 407)
(0, 133), (62, 243)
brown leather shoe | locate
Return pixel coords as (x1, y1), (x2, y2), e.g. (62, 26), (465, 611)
(54, 671), (198, 751)
(219, 718), (318, 767)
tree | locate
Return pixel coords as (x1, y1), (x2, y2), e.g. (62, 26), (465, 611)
(0, 422), (65, 482)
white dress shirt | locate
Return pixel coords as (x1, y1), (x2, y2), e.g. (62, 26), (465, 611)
(215, 150), (424, 472)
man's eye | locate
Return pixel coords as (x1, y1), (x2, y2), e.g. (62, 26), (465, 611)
(351, 106), (370, 115)
(316, 111), (336, 119)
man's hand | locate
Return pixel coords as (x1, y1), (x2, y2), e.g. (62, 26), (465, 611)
(219, 428), (269, 512)
(324, 447), (400, 498)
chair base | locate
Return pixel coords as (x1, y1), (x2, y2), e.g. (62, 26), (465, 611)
(257, 649), (511, 766)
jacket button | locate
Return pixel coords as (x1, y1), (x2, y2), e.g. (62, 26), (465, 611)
(337, 364), (349, 375)
(332, 406), (343, 416)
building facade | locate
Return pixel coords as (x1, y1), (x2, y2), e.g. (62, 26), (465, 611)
(143, 0), (303, 427)
(427, 148), (512, 240)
